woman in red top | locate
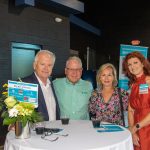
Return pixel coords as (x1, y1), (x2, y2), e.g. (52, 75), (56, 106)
(123, 51), (150, 150)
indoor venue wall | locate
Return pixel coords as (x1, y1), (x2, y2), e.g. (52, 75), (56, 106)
(70, 23), (100, 70)
(0, 1), (70, 144)
(0, 0), (70, 88)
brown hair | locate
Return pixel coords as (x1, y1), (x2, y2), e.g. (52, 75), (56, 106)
(123, 51), (150, 86)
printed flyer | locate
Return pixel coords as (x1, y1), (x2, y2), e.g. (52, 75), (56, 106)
(8, 80), (38, 108)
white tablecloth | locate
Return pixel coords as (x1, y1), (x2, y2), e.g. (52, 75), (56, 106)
(4, 120), (133, 150)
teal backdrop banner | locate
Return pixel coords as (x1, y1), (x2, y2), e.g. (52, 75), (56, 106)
(119, 44), (148, 90)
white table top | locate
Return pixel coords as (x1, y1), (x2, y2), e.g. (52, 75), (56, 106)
(4, 120), (133, 150)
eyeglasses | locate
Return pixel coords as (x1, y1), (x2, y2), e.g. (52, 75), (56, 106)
(41, 130), (68, 142)
(41, 131), (58, 142)
(66, 68), (82, 72)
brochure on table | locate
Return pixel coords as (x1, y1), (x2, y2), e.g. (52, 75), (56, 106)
(97, 124), (124, 132)
(8, 80), (38, 108)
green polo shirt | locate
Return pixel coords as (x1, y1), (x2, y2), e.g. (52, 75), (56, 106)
(53, 78), (93, 120)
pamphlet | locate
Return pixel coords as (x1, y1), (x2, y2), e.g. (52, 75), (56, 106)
(97, 124), (124, 132)
(8, 80), (38, 108)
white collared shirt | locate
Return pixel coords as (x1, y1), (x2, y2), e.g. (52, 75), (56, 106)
(35, 73), (56, 121)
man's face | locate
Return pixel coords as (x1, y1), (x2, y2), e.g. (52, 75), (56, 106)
(34, 53), (53, 82)
(65, 60), (82, 84)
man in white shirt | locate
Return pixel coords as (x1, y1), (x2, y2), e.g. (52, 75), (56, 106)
(22, 50), (60, 121)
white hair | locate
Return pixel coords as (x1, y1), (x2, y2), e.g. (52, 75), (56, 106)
(34, 50), (56, 67)
(66, 56), (82, 68)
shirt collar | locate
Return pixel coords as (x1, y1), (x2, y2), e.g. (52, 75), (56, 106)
(65, 77), (81, 85)
(34, 72), (51, 87)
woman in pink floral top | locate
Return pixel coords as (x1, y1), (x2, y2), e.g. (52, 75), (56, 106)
(89, 63), (129, 126)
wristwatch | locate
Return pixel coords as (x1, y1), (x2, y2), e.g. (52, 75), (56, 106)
(136, 123), (140, 129)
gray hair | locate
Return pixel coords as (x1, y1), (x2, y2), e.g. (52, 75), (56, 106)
(66, 56), (82, 68)
(96, 63), (118, 88)
(34, 50), (56, 67)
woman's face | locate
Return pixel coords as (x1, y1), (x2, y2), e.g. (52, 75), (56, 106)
(100, 67), (114, 88)
(127, 57), (144, 77)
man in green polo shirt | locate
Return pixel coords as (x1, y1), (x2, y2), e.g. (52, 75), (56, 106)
(53, 56), (93, 120)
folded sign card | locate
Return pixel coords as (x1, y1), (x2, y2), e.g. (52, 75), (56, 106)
(8, 80), (38, 108)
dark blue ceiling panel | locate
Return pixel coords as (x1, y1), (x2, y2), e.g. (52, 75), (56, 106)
(15, 0), (84, 14)
(70, 15), (101, 36)
(15, 0), (35, 6)
(36, 0), (84, 14)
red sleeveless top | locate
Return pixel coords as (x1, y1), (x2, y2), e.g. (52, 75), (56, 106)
(129, 74), (150, 150)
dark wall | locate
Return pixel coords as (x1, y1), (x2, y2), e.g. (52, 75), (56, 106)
(75, 1), (150, 74)
(0, 0), (70, 88)
(0, 1), (71, 143)
(70, 23), (100, 70)
(97, 19), (150, 73)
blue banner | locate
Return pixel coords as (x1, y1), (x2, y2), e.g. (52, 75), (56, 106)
(119, 44), (148, 90)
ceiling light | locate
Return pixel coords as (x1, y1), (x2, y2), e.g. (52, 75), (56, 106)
(55, 17), (62, 23)
(131, 40), (140, 45)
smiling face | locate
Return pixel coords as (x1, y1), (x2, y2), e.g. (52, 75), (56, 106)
(127, 57), (144, 77)
(34, 53), (53, 83)
(99, 67), (114, 88)
(65, 59), (82, 84)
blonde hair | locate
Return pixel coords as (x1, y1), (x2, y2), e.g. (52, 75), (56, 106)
(96, 63), (118, 88)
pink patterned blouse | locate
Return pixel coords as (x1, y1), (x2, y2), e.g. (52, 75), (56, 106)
(89, 87), (129, 125)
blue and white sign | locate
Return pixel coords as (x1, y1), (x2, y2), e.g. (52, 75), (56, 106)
(139, 84), (149, 94)
(8, 80), (38, 108)
(119, 44), (148, 90)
